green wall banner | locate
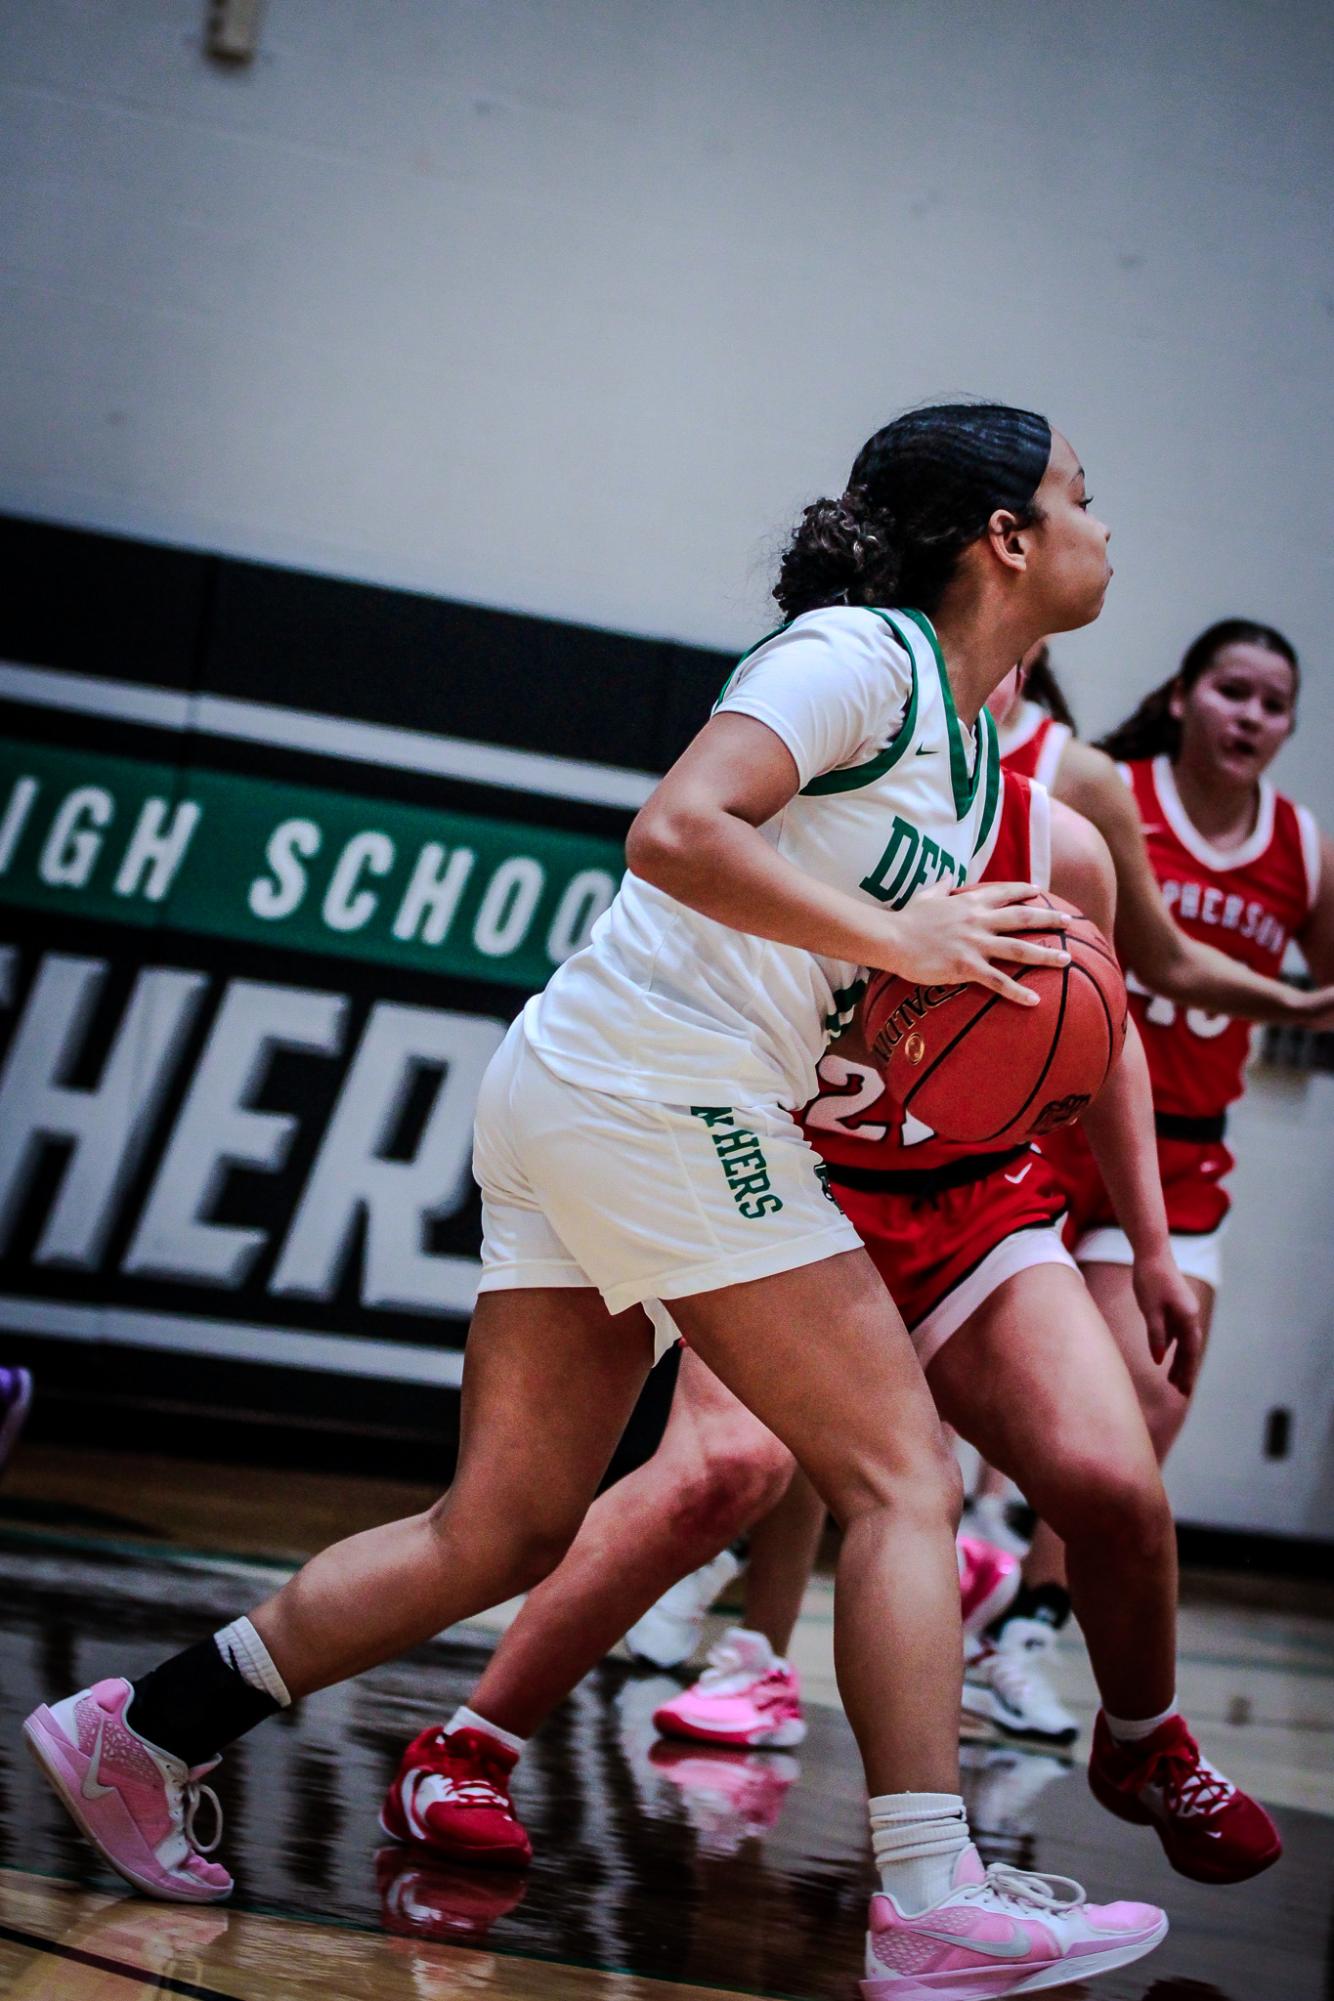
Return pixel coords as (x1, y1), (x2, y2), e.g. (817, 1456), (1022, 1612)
(0, 740), (624, 990)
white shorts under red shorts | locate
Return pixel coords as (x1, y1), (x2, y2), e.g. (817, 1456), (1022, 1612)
(1039, 1123), (1231, 1289)
(823, 1149), (1076, 1370)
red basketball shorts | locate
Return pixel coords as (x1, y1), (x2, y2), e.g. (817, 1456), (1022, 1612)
(826, 1151), (1074, 1369)
(1039, 1123), (1233, 1287)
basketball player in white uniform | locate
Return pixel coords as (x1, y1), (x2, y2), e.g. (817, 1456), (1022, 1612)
(26, 406), (1171, 1996)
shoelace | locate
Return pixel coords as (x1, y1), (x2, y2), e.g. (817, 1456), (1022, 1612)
(1143, 1739), (1235, 1818)
(959, 1862), (1087, 1916)
(697, 1640), (770, 1692)
(424, 1732), (511, 1806)
(182, 1778), (224, 1856)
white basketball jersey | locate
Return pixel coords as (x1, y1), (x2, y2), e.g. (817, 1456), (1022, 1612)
(524, 605), (1002, 1108)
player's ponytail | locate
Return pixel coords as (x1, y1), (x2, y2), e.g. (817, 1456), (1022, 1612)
(1023, 644), (1078, 731)
(774, 401), (1052, 621)
(1097, 618), (1299, 763)
(772, 486), (903, 620)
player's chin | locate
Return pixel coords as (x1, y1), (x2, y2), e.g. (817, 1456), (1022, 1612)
(1056, 572), (1111, 631)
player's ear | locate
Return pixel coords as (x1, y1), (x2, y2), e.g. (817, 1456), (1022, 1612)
(1167, 676), (1188, 723)
(987, 508), (1029, 574)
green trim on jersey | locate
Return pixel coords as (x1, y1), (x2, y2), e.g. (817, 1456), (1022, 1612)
(823, 976), (868, 1036)
(800, 611), (920, 794)
(715, 605), (994, 807)
(895, 608), (987, 821)
(972, 708), (1001, 856)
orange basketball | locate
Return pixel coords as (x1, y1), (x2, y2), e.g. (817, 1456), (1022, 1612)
(860, 893), (1127, 1146)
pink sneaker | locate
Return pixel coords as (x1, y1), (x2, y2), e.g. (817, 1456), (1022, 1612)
(652, 1628), (806, 1748)
(24, 1678), (232, 1903)
(959, 1535), (1020, 1640)
(862, 1843), (1166, 1997)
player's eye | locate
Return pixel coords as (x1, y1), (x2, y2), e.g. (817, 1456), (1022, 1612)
(1077, 494), (1094, 510)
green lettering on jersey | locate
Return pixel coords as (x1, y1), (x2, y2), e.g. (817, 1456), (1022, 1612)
(861, 818), (965, 908)
(860, 815), (919, 904)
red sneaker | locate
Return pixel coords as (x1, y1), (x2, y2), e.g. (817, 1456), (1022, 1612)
(1089, 1710), (1282, 1883)
(379, 1726), (532, 1867)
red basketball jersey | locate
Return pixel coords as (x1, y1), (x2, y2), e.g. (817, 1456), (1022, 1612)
(997, 700), (1072, 789)
(1121, 755), (1320, 1118)
(803, 770), (1050, 1172)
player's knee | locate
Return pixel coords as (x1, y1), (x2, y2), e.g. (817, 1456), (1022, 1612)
(832, 1426), (963, 1534)
(1137, 1381), (1191, 1464)
(719, 1423), (796, 1523)
(425, 1494), (578, 1595)
(1050, 1452), (1171, 1551)
(671, 1418), (790, 1547)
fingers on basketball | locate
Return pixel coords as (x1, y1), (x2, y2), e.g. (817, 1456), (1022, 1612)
(861, 892), (1128, 1145)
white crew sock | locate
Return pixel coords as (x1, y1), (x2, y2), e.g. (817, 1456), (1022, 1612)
(447, 1703), (527, 1758)
(213, 1617), (291, 1708)
(869, 1792), (971, 1915)
(1105, 1697), (1179, 1744)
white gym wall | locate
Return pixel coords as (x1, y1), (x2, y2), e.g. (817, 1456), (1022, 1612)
(1, 0), (1330, 1537)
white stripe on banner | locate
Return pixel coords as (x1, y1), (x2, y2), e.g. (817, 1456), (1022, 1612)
(0, 660), (657, 811)
(0, 1295), (468, 1388)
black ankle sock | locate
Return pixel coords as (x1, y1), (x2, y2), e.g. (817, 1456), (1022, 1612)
(989, 1582), (1072, 1641)
(128, 1637), (280, 1767)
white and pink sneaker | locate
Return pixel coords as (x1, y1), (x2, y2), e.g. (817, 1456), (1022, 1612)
(24, 1678), (232, 1903)
(652, 1628), (806, 1748)
(862, 1843), (1166, 1997)
(958, 1535), (1021, 1641)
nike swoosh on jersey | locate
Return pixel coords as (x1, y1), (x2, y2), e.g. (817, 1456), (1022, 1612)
(915, 744), (938, 756)
(82, 1715), (118, 1799)
(912, 1920), (1032, 1959)
(1003, 1162), (1034, 1185)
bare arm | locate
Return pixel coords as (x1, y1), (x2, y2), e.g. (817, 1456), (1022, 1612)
(1296, 830), (1334, 985)
(1054, 740), (1334, 1025)
(627, 711), (1068, 1002)
(1048, 797), (1203, 1392)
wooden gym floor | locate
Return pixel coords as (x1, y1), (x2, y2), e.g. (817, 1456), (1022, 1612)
(0, 1447), (1331, 2000)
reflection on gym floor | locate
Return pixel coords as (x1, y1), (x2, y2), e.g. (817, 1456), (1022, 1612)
(1, 1532), (1330, 2000)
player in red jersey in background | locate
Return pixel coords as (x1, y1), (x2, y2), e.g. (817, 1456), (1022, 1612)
(955, 635), (1334, 1742)
(1009, 624), (1334, 1704)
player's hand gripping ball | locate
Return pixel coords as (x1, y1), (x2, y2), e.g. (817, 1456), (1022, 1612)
(861, 892), (1127, 1145)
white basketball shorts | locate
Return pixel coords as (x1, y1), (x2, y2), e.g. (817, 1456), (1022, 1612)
(474, 1018), (862, 1354)
(1072, 1223), (1225, 1290)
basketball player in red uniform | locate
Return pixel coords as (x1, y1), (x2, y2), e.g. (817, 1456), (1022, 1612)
(383, 765), (1282, 1889)
(1008, 623), (1334, 1695)
(960, 635), (1334, 1741)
